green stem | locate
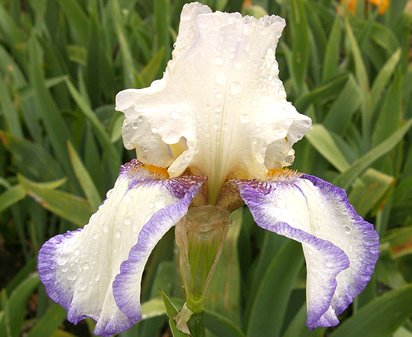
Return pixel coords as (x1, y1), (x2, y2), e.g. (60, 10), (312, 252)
(188, 312), (205, 337)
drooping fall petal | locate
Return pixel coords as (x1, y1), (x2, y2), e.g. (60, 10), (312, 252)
(235, 174), (379, 328)
(38, 160), (205, 336)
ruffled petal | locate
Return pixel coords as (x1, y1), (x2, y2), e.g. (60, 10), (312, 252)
(235, 174), (379, 329)
(115, 3), (311, 200)
(38, 160), (205, 336)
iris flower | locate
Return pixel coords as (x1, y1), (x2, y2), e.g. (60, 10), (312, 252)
(38, 3), (379, 336)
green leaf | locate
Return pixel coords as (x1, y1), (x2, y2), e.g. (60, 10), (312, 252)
(283, 304), (325, 337)
(0, 76), (22, 137)
(137, 47), (165, 88)
(203, 311), (246, 337)
(160, 291), (189, 337)
(57, 0), (88, 45)
(329, 285), (412, 337)
(289, 0), (310, 93)
(154, 0), (170, 69)
(67, 141), (101, 211)
(0, 185), (25, 213)
(295, 74), (348, 112)
(305, 124), (350, 172)
(324, 75), (361, 133)
(246, 241), (304, 337)
(18, 174), (92, 227)
(333, 119), (412, 189)
(141, 298), (167, 320)
(0, 274), (40, 337)
(0, 131), (64, 182)
(26, 304), (66, 337)
(372, 70), (403, 146)
(349, 169), (394, 217)
(383, 226), (412, 259)
(369, 49), (401, 114)
(322, 15), (342, 82)
(64, 79), (120, 179)
(345, 19), (369, 94)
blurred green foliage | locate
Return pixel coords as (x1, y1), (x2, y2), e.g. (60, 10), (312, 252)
(0, 0), (412, 336)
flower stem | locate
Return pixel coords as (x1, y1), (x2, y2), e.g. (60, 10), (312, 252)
(188, 312), (205, 337)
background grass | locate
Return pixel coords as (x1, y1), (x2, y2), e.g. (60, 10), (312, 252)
(0, 0), (412, 336)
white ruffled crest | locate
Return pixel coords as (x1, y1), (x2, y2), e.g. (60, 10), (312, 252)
(116, 2), (311, 202)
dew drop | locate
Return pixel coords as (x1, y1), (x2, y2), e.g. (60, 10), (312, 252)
(115, 230), (121, 239)
(132, 121), (139, 129)
(240, 114), (250, 123)
(234, 62), (242, 70)
(215, 92), (223, 100)
(67, 274), (77, 281)
(124, 218), (132, 226)
(243, 25), (251, 35)
(137, 115), (143, 122)
(95, 273), (101, 282)
(82, 262), (90, 270)
(78, 281), (87, 291)
(215, 73), (226, 85)
(56, 255), (69, 266)
(344, 225), (352, 234)
(102, 224), (109, 233)
(230, 82), (242, 95)
(61, 266), (69, 273)
(170, 111), (180, 120)
(215, 56), (224, 66)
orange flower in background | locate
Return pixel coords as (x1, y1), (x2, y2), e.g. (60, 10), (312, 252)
(369, 0), (389, 14)
(339, 0), (389, 15)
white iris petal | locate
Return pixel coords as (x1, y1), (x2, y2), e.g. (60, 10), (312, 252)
(116, 2), (311, 203)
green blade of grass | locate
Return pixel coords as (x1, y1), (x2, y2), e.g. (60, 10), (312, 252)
(333, 119), (412, 189)
(18, 174), (92, 227)
(330, 285), (412, 337)
(0, 185), (26, 213)
(67, 141), (101, 211)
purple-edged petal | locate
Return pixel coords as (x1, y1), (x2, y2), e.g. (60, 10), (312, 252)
(38, 160), (205, 336)
(235, 174), (379, 329)
(112, 175), (204, 324)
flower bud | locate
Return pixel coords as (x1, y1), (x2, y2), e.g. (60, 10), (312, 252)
(175, 205), (230, 313)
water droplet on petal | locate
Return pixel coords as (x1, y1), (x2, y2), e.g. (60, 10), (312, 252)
(215, 56), (224, 66)
(124, 218), (131, 226)
(344, 225), (352, 234)
(82, 262), (90, 270)
(240, 114), (250, 123)
(78, 281), (87, 291)
(230, 82), (242, 95)
(67, 274), (77, 281)
(102, 224), (109, 233)
(216, 73), (226, 85)
(115, 230), (121, 239)
(57, 255), (69, 266)
(137, 115), (143, 122)
(170, 111), (180, 120)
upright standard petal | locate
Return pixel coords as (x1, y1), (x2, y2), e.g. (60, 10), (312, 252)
(235, 173), (379, 328)
(115, 3), (311, 203)
(38, 160), (205, 336)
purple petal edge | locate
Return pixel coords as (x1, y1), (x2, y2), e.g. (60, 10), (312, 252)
(236, 181), (349, 328)
(235, 174), (379, 329)
(301, 174), (380, 317)
(112, 176), (205, 324)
